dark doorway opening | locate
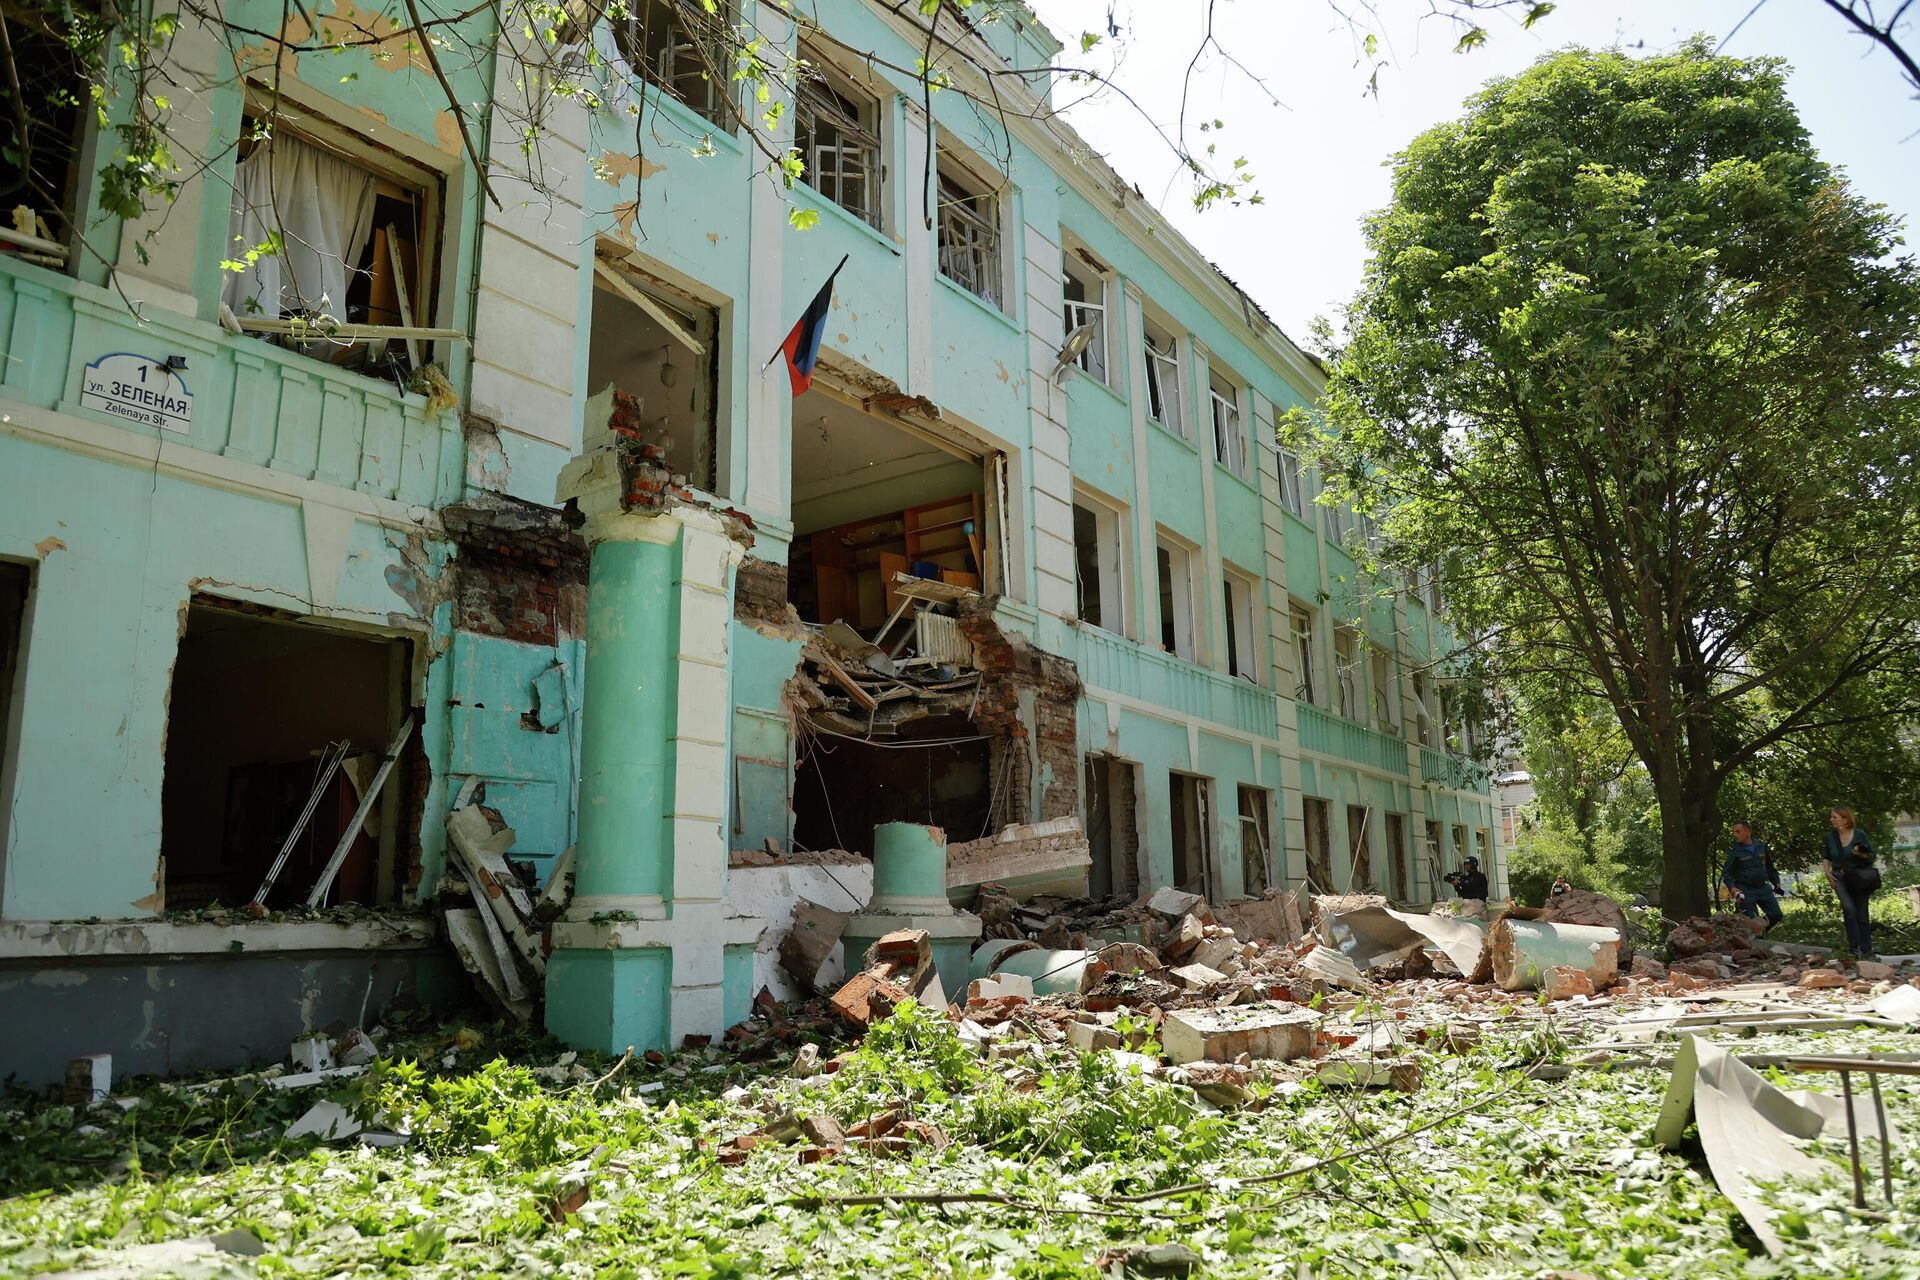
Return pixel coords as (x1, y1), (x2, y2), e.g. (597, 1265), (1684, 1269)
(1303, 796), (1333, 892)
(161, 604), (411, 910)
(1169, 771), (1213, 897)
(1085, 754), (1139, 898)
(792, 715), (994, 855)
(1238, 785), (1272, 896)
(1385, 812), (1408, 901)
(1346, 804), (1374, 893)
(0, 561), (29, 890)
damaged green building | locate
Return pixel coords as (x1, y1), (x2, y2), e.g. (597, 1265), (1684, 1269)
(0, 0), (1498, 1084)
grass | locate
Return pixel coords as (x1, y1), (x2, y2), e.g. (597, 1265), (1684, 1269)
(3, 1004), (1919, 1278)
(1760, 878), (1920, 953)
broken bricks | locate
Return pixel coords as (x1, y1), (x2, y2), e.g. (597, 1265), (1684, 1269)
(829, 928), (938, 1028)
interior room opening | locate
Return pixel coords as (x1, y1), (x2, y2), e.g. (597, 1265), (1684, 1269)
(160, 603), (411, 910)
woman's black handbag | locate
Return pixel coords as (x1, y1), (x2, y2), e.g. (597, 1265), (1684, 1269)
(1845, 862), (1883, 895)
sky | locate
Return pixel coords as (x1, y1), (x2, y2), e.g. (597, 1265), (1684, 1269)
(1022, 0), (1920, 347)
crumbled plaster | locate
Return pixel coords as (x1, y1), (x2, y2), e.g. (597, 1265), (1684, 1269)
(33, 534), (65, 557)
(382, 528), (441, 621)
(463, 414), (511, 491)
(598, 151), (667, 184)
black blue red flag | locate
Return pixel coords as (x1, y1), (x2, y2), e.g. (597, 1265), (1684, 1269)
(772, 255), (848, 396)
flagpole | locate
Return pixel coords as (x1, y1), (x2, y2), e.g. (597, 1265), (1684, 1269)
(763, 254), (851, 373)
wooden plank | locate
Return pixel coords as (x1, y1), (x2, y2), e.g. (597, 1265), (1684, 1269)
(808, 648), (879, 712)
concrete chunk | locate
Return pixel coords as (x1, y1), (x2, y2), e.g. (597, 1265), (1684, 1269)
(1168, 962), (1228, 990)
(946, 818), (1092, 902)
(1316, 1058), (1423, 1093)
(1163, 1002), (1322, 1064)
(1147, 887), (1208, 919)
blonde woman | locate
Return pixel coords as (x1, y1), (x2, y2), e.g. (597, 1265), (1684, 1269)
(1824, 807), (1881, 958)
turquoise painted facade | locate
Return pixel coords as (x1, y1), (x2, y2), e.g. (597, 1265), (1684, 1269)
(0, 0), (1495, 1061)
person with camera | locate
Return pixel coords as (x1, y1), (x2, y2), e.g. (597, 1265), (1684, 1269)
(1443, 856), (1489, 901)
(1824, 806), (1881, 958)
(1723, 820), (1783, 932)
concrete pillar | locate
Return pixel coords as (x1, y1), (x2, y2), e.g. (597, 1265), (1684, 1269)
(572, 533), (679, 908)
(839, 821), (982, 1000)
(544, 447), (765, 1054)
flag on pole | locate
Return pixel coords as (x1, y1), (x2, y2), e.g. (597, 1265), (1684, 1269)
(768, 254), (848, 396)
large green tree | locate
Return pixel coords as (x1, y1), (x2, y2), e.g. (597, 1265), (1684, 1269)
(1299, 41), (1920, 917)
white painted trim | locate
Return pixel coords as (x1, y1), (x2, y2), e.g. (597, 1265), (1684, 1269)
(0, 916), (437, 961)
(0, 397), (441, 532)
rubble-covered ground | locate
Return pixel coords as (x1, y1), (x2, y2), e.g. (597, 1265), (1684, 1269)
(6, 896), (1920, 1279)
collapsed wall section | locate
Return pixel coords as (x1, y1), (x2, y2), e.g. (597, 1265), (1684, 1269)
(438, 491), (590, 891)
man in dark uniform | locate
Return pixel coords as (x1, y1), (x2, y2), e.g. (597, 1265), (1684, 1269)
(1724, 820), (1784, 931)
(1445, 856), (1490, 901)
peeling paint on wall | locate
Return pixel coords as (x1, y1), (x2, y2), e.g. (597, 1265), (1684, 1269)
(598, 151), (667, 184)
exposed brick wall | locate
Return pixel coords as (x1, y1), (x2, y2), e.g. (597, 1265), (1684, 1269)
(441, 494), (589, 646)
(957, 596), (1082, 829)
(735, 555), (799, 630)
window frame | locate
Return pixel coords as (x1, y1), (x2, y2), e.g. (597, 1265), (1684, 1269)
(610, 0), (736, 128)
(1072, 492), (1128, 636)
(1278, 448), (1305, 517)
(794, 54), (882, 229)
(1061, 246), (1110, 383)
(1223, 566), (1261, 685)
(224, 96), (447, 376)
(1155, 534), (1198, 663)
(1142, 314), (1184, 437)
(1411, 672), (1433, 746)
(936, 156), (1003, 307)
(1333, 626), (1361, 721)
(1369, 646), (1398, 734)
(1289, 603), (1318, 705)
(587, 251), (723, 493)
(1208, 366), (1246, 476)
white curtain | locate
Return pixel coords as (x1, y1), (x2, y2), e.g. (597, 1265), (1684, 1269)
(222, 134), (376, 322)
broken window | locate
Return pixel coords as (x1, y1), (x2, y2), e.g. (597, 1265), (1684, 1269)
(936, 158), (1000, 306)
(1238, 785), (1271, 897)
(223, 112), (442, 380)
(1451, 822), (1469, 872)
(1333, 626), (1360, 721)
(1155, 536), (1196, 662)
(1424, 819), (1444, 895)
(1303, 796), (1333, 891)
(1073, 496), (1124, 634)
(0, 5), (85, 266)
(1278, 448), (1305, 517)
(1062, 247), (1108, 383)
(611, 0), (732, 126)
(588, 254), (720, 493)
(1411, 672), (1432, 746)
(1208, 366), (1245, 476)
(1290, 604), (1317, 705)
(160, 603), (412, 910)
(1476, 827), (1492, 872)
(1347, 804), (1373, 893)
(1385, 812), (1408, 901)
(1223, 569), (1259, 684)
(1169, 772), (1213, 898)
(796, 56), (881, 227)
(1370, 647), (1398, 733)
(1085, 754), (1139, 899)
(1142, 316), (1184, 437)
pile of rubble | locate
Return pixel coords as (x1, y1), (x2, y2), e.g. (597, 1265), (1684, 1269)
(726, 877), (1920, 1129)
